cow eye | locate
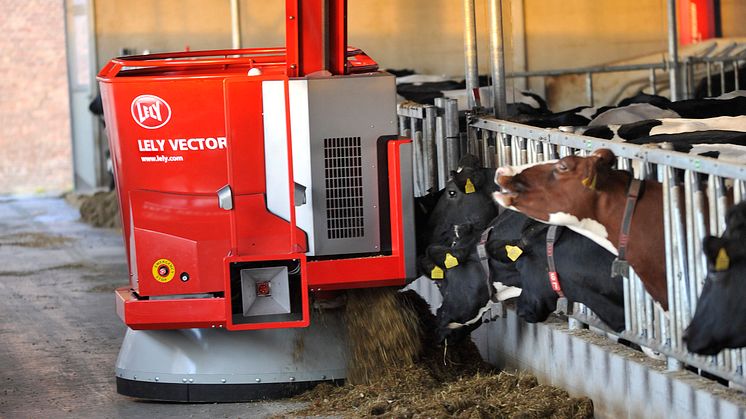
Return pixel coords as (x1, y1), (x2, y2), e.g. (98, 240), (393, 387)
(448, 190), (456, 197)
(555, 161), (568, 172)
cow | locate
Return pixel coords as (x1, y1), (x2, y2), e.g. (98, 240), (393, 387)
(420, 210), (526, 343)
(583, 116), (746, 141)
(489, 217), (625, 332)
(684, 201), (746, 355)
(493, 149), (669, 309)
(418, 155), (499, 259)
(519, 102), (679, 129)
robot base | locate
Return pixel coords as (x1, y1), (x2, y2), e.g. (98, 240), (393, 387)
(115, 310), (347, 402)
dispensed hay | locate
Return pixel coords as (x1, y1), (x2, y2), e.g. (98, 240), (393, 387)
(291, 290), (593, 418)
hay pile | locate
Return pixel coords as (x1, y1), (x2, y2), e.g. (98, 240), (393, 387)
(291, 289), (593, 418)
(79, 191), (120, 228)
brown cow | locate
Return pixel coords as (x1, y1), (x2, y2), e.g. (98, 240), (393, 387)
(493, 149), (667, 309)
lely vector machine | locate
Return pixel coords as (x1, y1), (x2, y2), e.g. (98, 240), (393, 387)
(98, 0), (415, 401)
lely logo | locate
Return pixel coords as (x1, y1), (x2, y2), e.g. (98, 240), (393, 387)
(131, 95), (172, 129)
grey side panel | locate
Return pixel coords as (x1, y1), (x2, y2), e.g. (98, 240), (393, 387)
(306, 74), (398, 256)
(398, 142), (416, 279)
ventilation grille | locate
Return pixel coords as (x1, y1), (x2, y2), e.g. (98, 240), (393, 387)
(324, 136), (364, 239)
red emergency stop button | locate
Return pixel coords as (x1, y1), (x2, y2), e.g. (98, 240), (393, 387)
(151, 258), (176, 283)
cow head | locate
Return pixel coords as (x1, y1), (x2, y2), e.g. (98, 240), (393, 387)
(433, 260), (491, 344)
(493, 149), (617, 223)
(685, 203), (746, 354)
(487, 222), (557, 323)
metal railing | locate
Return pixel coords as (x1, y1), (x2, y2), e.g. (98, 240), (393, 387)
(499, 42), (746, 107)
(468, 116), (746, 388)
(397, 98), (461, 197)
(397, 99), (746, 388)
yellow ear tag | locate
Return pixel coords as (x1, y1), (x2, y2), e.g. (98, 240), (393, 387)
(431, 266), (444, 279)
(716, 247), (730, 271)
(465, 178), (476, 194)
(505, 245), (523, 262)
(581, 174), (597, 190)
(444, 253), (459, 269)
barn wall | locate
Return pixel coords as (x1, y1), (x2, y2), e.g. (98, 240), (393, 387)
(524, 0), (669, 72)
(93, 0), (506, 78)
(721, 0), (746, 38)
(0, 0), (72, 194)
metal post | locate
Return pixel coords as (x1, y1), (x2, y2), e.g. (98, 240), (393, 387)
(463, 0), (480, 110)
(649, 68), (658, 95)
(735, 60), (740, 91)
(443, 98), (460, 173)
(434, 98), (448, 190)
(585, 73), (594, 107)
(230, 0), (242, 49)
(666, 0), (681, 100)
(487, 0), (508, 118)
(423, 106), (438, 192)
(720, 62), (727, 96)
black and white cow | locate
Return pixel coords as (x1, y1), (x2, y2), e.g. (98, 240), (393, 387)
(420, 210), (526, 343)
(488, 216), (624, 332)
(583, 116), (746, 141)
(685, 201), (746, 355)
(417, 156), (499, 261)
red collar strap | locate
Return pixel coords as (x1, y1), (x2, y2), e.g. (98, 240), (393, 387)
(545, 225), (564, 297)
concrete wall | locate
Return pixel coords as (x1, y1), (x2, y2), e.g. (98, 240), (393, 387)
(0, 0), (72, 195)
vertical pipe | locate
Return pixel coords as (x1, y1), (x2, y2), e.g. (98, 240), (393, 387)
(435, 115), (447, 190)
(230, 0), (242, 49)
(666, 0), (681, 101)
(649, 68), (658, 95)
(735, 60), (740, 91)
(487, 0), (508, 118)
(585, 73), (594, 106)
(463, 0), (480, 110)
(423, 106), (437, 192)
(720, 62), (727, 96)
(444, 99), (460, 173)
(706, 62), (713, 97)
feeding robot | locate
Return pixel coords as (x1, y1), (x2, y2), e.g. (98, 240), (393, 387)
(98, 0), (415, 401)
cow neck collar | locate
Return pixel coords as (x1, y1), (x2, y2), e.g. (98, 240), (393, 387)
(545, 225), (565, 297)
(617, 174), (645, 262)
(476, 226), (495, 299)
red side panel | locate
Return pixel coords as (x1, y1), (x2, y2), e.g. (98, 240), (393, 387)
(678, 0), (716, 45)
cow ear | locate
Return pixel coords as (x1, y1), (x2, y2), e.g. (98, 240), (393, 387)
(486, 240), (530, 262)
(584, 148), (616, 190)
(703, 236), (730, 272)
(592, 148), (616, 170)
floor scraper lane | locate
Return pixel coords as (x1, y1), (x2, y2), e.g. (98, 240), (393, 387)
(0, 197), (303, 418)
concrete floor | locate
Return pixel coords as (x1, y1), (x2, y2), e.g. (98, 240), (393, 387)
(0, 196), (304, 418)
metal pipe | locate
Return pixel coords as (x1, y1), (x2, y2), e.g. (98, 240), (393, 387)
(720, 62), (727, 96)
(706, 62), (712, 97)
(736, 60), (741, 91)
(585, 73), (594, 106)
(423, 106), (438, 192)
(649, 68), (658, 95)
(487, 0), (508, 118)
(463, 0), (480, 109)
(230, 0), (242, 49)
(666, 0), (681, 100)
(443, 98), (460, 173)
(435, 115), (447, 190)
